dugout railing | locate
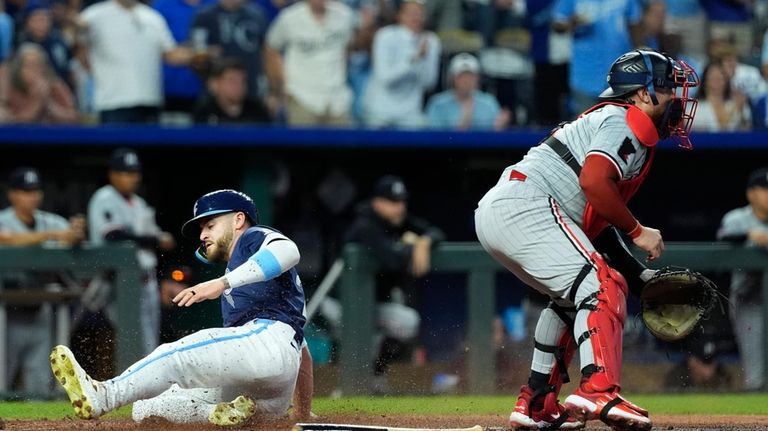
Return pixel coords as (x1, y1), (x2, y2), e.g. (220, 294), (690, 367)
(0, 244), (143, 394)
(338, 241), (768, 395)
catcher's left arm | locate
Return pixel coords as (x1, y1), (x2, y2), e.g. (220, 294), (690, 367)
(592, 226), (657, 296)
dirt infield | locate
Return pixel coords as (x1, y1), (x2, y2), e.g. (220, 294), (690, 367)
(3, 414), (768, 431)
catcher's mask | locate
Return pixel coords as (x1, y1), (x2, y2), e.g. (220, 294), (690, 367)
(182, 189), (259, 264)
(599, 49), (699, 149)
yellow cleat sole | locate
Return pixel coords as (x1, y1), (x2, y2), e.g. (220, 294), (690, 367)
(208, 395), (257, 426)
(50, 345), (95, 419)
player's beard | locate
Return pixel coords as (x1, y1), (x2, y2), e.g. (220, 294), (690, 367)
(206, 229), (234, 263)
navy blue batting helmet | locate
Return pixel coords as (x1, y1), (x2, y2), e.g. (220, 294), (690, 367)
(181, 189), (258, 237)
(599, 49), (687, 102)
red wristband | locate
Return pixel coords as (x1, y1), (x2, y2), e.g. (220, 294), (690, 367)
(627, 222), (642, 239)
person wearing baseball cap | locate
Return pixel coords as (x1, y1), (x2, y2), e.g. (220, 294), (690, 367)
(717, 166), (768, 392)
(373, 174), (409, 202)
(109, 147), (142, 172)
(338, 174), (445, 393)
(1, 167), (85, 247)
(7, 166), (42, 191)
(87, 148), (175, 355)
(0, 166), (85, 398)
(425, 52), (510, 130)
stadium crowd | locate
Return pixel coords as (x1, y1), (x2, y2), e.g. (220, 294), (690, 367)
(0, 0), (768, 130)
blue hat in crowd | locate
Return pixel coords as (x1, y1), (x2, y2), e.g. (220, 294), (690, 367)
(22, 0), (51, 19)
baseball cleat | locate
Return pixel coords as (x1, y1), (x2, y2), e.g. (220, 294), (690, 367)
(509, 385), (585, 430)
(564, 388), (651, 431)
(208, 394), (257, 426)
(50, 345), (103, 419)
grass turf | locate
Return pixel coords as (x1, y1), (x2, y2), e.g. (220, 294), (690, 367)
(1, 394), (767, 420)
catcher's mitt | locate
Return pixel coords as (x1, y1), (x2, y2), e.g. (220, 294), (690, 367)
(640, 266), (719, 342)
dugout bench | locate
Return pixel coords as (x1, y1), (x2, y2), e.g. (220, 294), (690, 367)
(338, 242), (768, 395)
(0, 244), (143, 394)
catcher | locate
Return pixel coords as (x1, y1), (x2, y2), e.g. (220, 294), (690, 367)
(475, 49), (701, 431)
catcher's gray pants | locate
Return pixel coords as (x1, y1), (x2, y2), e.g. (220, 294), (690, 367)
(474, 180), (603, 375)
(7, 307), (53, 396)
(730, 298), (764, 390)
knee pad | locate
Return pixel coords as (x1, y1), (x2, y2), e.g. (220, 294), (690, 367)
(577, 253), (629, 391)
(377, 302), (420, 341)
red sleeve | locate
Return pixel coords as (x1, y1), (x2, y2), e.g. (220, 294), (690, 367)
(579, 154), (639, 235)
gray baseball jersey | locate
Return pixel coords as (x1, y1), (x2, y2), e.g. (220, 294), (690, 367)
(0, 208), (69, 287)
(87, 184), (162, 354)
(717, 205), (767, 300)
(88, 184), (161, 271)
(0, 207), (69, 394)
(717, 205), (766, 390)
(493, 104), (650, 227)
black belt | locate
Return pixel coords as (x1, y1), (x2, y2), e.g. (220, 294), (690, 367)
(543, 135), (582, 176)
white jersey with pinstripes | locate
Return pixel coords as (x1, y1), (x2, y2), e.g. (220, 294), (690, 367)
(491, 104), (650, 227)
(475, 104), (650, 303)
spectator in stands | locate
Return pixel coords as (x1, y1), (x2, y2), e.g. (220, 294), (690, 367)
(346, 0), (396, 126)
(710, 40), (767, 116)
(425, 52), (509, 130)
(77, 0), (194, 124)
(49, 0), (79, 47)
(190, 0), (269, 105)
(16, 0), (74, 88)
(0, 167), (85, 398)
(0, 43), (78, 124)
(692, 61), (751, 132)
(193, 57), (271, 124)
(716, 167), (768, 391)
(264, 0), (356, 126)
(362, 0), (440, 128)
(552, 0), (642, 115)
(526, 0), (571, 127)
(639, 0), (665, 50)
(0, 0), (14, 63)
(423, 0), (461, 34)
(340, 175), (445, 393)
(87, 148), (176, 355)
(153, 0), (217, 118)
(465, 0), (525, 47)
(663, 0), (706, 64)
(702, 0), (753, 61)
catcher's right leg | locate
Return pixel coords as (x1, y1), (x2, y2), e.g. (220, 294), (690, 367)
(509, 303), (583, 430)
(564, 255), (651, 431)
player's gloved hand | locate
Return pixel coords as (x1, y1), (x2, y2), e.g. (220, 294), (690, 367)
(173, 277), (227, 307)
(632, 224), (664, 261)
